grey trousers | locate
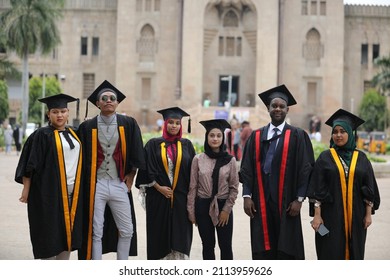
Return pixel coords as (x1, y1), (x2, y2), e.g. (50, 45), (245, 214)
(92, 178), (133, 260)
(42, 251), (71, 260)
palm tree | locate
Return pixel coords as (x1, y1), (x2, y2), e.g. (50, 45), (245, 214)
(0, 57), (20, 79)
(0, 30), (20, 79)
(0, 0), (64, 134)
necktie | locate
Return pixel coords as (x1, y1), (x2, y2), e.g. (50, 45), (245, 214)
(263, 128), (279, 174)
(61, 130), (75, 150)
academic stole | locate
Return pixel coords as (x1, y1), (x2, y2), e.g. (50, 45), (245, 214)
(330, 148), (359, 260)
(255, 129), (291, 250)
(54, 128), (83, 251)
(161, 141), (182, 208)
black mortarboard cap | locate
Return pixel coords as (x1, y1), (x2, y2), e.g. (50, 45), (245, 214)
(157, 107), (190, 120)
(39, 93), (78, 109)
(157, 106), (191, 133)
(325, 108), (365, 130)
(87, 80), (126, 106)
(258, 84), (297, 107)
(199, 119), (231, 132)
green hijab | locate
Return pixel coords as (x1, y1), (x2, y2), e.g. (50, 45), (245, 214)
(330, 120), (356, 166)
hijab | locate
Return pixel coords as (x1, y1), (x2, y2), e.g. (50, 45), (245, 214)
(330, 120), (356, 166)
(162, 118), (182, 164)
(204, 129), (233, 196)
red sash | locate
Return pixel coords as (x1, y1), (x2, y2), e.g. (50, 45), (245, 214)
(255, 129), (291, 250)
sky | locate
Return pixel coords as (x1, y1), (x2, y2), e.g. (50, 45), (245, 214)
(344, 0), (390, 5)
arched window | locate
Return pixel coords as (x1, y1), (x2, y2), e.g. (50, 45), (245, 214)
(138, 24), (156, 62)
(304, 28), (322, 64)
(223, 10), (239, 27)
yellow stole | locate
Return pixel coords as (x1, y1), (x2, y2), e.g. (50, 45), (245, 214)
(54, 128), (82, 251)
(330, 148), (359, 260)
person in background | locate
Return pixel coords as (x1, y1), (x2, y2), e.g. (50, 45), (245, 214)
(136, 107), (195, 260)
(77, 80), (145, 260)
(13, 124), (23, 155)
(240, 120), (252, 151)
(4, 124), (13, 154)
(187, 119), (239, 259)
(239, 84), (315, 260)
(15, 94), (83, 259)
(226, 118), (241, 161)
(307, 108), (380, 260)
(309, 116), (322, 142)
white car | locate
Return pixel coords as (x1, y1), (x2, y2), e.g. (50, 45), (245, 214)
(25, 123), (37, 137)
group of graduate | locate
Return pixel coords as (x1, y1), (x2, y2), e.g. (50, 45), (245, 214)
(15, 81), (380, 261)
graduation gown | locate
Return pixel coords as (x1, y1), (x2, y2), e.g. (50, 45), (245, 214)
(307, 149), (380, 259)
(239, 124), (314, 259)
(136, 137), (195, 260)
(14, 126), (83, 259)
(77, 114), (145, 260)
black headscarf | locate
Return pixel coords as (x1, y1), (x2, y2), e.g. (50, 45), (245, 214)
(204, 129), (233, 196)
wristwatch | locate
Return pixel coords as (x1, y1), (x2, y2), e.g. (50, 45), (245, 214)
(314, 201), (321, 208)
(297, 196), (304, 203)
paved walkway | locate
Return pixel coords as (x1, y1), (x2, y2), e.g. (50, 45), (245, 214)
(0, 152), (389, 260)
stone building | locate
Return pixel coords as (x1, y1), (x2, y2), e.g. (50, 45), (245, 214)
(1, 0), (390, 141)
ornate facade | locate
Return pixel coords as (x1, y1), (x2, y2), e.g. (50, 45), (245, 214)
(2, 0), (390, 141)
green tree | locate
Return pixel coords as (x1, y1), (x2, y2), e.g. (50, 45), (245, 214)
(0, 80), (9, 123)
(371, 55), (390, 131)
(358, 89), (389, 132)
(372, 55), (390, 95)
(0, 0), (64, 134)
(29, 76), (62, 124)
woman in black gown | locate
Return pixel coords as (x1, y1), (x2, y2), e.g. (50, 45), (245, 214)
(136, 107), (195, 260)
(308, 109), (380, 260)
(15, 94), (83, 259)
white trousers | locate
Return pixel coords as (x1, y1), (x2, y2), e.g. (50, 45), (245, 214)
(92, 178), (133, 260)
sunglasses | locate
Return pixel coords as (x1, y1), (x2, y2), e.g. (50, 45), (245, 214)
(100, 95), (117, 102)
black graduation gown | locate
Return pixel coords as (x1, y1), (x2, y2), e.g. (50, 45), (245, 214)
(307, 149), (380, 260)
(14, 126), (83, 259)
(77, 114), (145, 260)
(239, 124), (314, 259)
(136, 137), (195, 260)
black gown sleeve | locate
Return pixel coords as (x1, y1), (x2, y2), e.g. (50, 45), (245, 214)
(15, 132), (35, 184)
(239, 130), (257, 195)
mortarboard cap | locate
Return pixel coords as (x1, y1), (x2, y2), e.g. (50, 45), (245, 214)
(87, 80), (126, 106)
(258, 84), (297, 107)
(39, 93), (78, 109)
(157, 107), (190, 120)
(157, 106), (191, 133)
(199, 119), (231, 132)
(325, 108), (365, 130)
(84, 80), (126, 119)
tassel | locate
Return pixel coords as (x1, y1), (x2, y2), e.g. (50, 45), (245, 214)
(84, 101), (89, 120)
(188, 118), (191, 133)
(76, 98), (80, 120)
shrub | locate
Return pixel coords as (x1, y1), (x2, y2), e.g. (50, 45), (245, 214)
(311, 140), (328, 160)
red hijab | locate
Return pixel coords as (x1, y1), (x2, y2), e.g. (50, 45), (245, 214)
(162, 118), (182, 164)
